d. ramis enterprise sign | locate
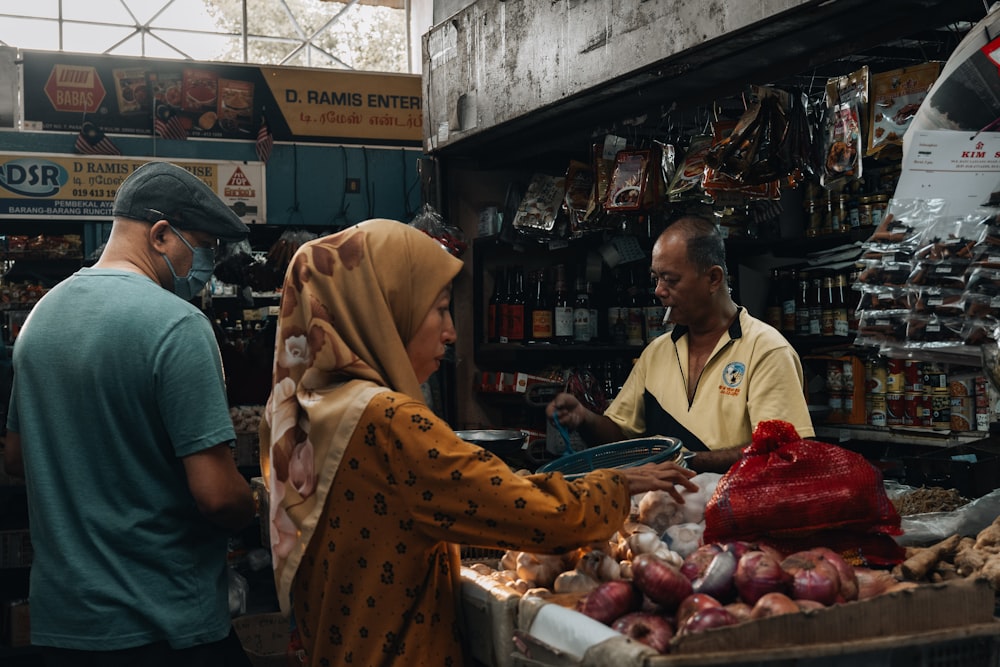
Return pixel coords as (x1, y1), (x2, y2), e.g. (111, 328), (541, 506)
(0, 153), (265, 223)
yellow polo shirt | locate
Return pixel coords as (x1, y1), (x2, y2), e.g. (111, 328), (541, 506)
(605, 308), (814, 451)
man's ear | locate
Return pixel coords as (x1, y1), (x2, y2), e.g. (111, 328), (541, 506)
(148, 219), (172, 252)
(706, 264), (726, 292)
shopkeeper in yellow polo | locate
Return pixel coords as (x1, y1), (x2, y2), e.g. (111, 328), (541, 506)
(547, 215), (814, 473)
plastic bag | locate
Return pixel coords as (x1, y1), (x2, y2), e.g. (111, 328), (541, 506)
(703, 419), (904, 564)
(410, 203), (467, 257)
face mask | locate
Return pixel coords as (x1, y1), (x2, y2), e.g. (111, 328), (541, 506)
(162, 225), (215, 300)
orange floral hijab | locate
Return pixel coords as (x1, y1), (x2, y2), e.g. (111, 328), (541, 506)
(259, 218), (463, 613)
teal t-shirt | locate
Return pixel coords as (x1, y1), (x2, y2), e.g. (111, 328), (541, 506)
(7, 268), (236, 650)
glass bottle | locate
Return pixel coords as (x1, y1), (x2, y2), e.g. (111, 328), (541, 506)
(765, 268), (783, 330)
(808, 273), (823, 337)
(605, 268), (625, 344)
(507, 266), (526, 343)
(796, 270), (811, 337)
(587, 281), (600, 342)
(487, 265), (505, 343)
(781, 269), (798, 336)
(529, 268), (553, 343)
(833, 271), (850, 337)
(572, 278), (592, 343)
(626, 268), (645, 346)
(820, 275), (835, 337)
(553, 264), (574, 344)
(499, 267), (513, 342)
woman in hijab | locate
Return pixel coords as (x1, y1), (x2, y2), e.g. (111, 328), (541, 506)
(259, 218), (697, 666)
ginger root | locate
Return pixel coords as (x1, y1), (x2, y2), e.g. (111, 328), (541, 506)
(900, 534), (961, 581)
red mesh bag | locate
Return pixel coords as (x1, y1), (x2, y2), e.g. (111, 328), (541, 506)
(703, 420), (903, 564)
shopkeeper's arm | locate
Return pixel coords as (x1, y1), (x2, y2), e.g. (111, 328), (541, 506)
(687, 445), (745, 473)
(2, 430), (23, 478)
(182, 443), (255, 533)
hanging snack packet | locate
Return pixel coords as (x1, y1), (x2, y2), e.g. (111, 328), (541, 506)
(867, 62), (940, 158)
(821, 66), (868, 190)
(512, 174), (566, 236)
(667, 135), (713, 202)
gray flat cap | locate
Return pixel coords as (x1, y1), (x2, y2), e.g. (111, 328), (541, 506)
(112, 161), (250, 240)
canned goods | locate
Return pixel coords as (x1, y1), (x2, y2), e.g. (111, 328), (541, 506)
(975, 376), (991, 432)
(886, 359), (906, 393)
(870, 393), (887, 427)
(870, 359), (888, 394)
(975, 376), (990, 408)
(930, 390), (951, 430)
(903, 392), (922, 427)
(904, 360), (923, 393)
(842, 358), (855, 392)
(923, 365), (947, 391)
(886, 392), (904, 426)
(827, 361), (844, 392)
(950, 396), (974, 431)
(949, 374), (975, 399)
(828, 392), (844, 423)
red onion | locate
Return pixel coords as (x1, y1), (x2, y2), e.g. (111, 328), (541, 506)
(749, 592), (800, 619)
(577, 579), (642, 625)
(780, 551), (840, 606)
(723, 541), (757, 559)
(796, 599), (826, 612)
(680, 543), (723, 581)
(724, 601), (752, 622)
(677, 606), (738, 635)
(691, 549), (737, 602)
(612, 611), (675, 654)
(676, 593), (722, 629)
(632, 553), (694, 611)
(810, 547), (858, 601)
(734, 550), (792, 605)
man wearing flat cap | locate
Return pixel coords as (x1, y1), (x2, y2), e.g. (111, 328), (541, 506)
(3, 161), (255, 666)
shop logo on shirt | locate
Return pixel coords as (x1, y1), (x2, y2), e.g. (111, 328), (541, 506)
(720, 362), (745, 396)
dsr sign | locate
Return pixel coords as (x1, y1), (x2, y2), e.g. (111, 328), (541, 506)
(43, 64), (106, 114)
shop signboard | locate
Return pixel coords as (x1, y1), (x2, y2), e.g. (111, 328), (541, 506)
(20, 50), (421, 145)
(0, 152), (265, 224)
(260, 66), (421, 143)
(0, 46), (17, 128)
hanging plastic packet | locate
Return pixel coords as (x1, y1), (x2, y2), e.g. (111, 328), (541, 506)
(512, 173), (566, 237)
(563, 159), (595, 236)
(820, 66), (868, 190)
(867, 62), (940, 159)
(410, 202), (467, 256)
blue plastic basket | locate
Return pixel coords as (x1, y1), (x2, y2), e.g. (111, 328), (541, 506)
(535, 436), (684, 478)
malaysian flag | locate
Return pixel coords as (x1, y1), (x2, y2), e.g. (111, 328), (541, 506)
(74, 121), (121, 155)
(153, 103), (187, 140)
(255, 114), (274, 164)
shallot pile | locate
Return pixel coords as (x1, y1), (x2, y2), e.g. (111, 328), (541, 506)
(572, 542), (903, 654)
(468, 472), (917, 655)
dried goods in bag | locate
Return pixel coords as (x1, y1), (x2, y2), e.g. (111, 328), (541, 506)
(703, 420), (904, 565)
(867, 62), (940, 157)
(820, 66), (868, 189)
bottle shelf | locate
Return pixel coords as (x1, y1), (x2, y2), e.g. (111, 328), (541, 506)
(814, 424), (989, 448)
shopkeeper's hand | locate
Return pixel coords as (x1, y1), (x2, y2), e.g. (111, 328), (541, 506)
(620, 461), (698, 500)
(546, 392), (587, 429)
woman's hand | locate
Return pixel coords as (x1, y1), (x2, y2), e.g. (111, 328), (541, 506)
(621, 461), (699, 500)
